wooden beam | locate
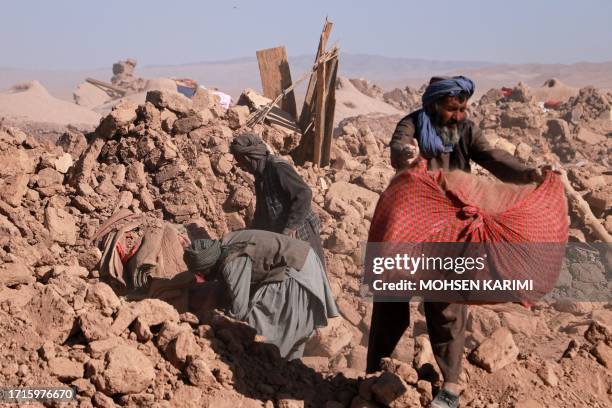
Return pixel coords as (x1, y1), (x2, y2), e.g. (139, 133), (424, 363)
(256, 46), (298, 120)
(321, 53), (339, 166)
(85, 77), (127, 96)
(298, 19), (333, 132)
(313, 59), (327, 166)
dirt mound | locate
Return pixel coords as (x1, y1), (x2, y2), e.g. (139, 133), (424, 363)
(532, 78), (579, 103)
(335, 77), (402, 123)
(0, 80), (101, 128)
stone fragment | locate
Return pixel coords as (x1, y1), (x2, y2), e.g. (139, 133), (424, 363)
(48, 357), (84, 381)
(305, 317), (353, 357)
(45, 207), (78, 245)
(92, 345), (155, 395)
(184, 356), (217, 387)
(0, 174), (29, 206)
(146, 90), (193, 115)
(85, 282), (121, 311)
(469, 327), (519, 373)
(591, 341), (612, 368)
(226, 105), (250, 129)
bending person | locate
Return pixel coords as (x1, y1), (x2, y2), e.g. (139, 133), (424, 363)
(184, 229), (338, 360)
(229, 133), (326, 266)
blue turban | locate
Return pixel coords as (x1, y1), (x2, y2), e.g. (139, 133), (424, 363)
(416, 76), (475, 158)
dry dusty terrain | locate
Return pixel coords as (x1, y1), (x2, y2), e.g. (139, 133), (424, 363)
(0, 75), (611, 407)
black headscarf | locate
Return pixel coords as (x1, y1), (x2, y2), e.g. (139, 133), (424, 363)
(230, 133), (269, 173)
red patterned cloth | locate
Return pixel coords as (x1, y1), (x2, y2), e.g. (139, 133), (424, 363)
(367, 159), (569, 301)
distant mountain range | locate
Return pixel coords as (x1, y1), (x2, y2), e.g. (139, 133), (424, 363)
(2, 53), (611, 101)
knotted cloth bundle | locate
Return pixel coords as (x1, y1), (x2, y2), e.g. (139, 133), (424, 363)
(366, 159), (568, 302)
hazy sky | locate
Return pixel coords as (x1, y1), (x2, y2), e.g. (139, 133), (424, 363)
(3, 0), (612, 70)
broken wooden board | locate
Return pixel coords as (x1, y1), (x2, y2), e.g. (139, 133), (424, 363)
(295, 19), (334, 166)
(321, 55), (339, 166)
(256, 46), (298, 120)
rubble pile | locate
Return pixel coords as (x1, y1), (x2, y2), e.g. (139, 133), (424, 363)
(111, 59), (148, 93)
(0, 79), (611, 407)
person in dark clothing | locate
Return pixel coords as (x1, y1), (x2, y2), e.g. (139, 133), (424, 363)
(370, 76), (549, 408)
(183, 229), (338, 359)
(229, 133), (326, 266)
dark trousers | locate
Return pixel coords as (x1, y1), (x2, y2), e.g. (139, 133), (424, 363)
(366, 301), (467, 383)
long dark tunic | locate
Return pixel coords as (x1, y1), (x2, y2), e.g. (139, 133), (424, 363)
(389, 110), (536, 183)
(251, 155), (325, 263)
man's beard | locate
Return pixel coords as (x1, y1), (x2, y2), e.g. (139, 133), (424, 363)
(435, 124), (461, 146)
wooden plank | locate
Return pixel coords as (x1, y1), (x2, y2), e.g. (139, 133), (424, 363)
(256, 46), (297, 120)
(296, 19), (333, 165)
(85, 77), (127, 95)
(321, 55), (339, 166)
(313, 60), (327, 166)
(298, 19), (333, 132)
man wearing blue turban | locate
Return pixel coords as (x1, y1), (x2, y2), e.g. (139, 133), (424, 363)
(370, 76), (548, 408)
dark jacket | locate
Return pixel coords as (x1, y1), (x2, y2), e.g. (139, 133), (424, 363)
(390, 111), (535, 184)
(252, 156), (312, 232)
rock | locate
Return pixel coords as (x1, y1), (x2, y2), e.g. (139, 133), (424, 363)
(301, 356), (330, 371)
(347, 346), (368, 372)
(583, 191), (610, 218)
(72, 378), (96, 398)
(92, 345), (155, 395)
(85, 282), (121, 311)
(277, 398), (304, 408)
(37, 167), (64, 188)
(570, 262), (606, 284)
(591, 341), (612, 368)
(414, 336), (441, 381)
(514, 142), (532, 162)
(500, 311), (539, 335)
(133, 298), (180, 327)
(184, 356), (217, 388)
(305, 317), (353, 357)
(356, 165), (394, 194)
(165, 331), (201, 367)
(45, 207), (78, 245)
(93, 391), (117, 408)
(469, 327), (519, 373)
(371, 372), (421, 408)
(25, 286), (75, 344)
(536, 362), (559, 386)
(54, 153), (74, 173)
(79, 311), (112, 342)
(552, 299), (594, 315)
(212, 154), (233, 175)
(325, 181), (379, 220)
(228, 185), (253, 209)
(126, 162), (147, 186)
(48, 357), (84, 381)
(0, 146), (37, 178)
(493, 137), (516, 155)
(96, 100), (138, 139)
(325, 229), (355, 254)
(226, 105), (250, 129)
(57, 129), (88, 159)
(173, 114), (203, 134)
(380, 357), (419, 386)
(0, 261), (35, 286)
(0, 174), (29, 206)
(146, 90), (193, 115)
(575, 127), (606, 145)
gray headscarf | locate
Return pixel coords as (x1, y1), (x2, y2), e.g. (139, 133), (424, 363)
(183, 239), (222, 273)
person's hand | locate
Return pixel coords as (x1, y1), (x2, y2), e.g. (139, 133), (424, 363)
(282, 228), (297, 239)
(529, 164), (560, 183)
(397, 139), (420, 169)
